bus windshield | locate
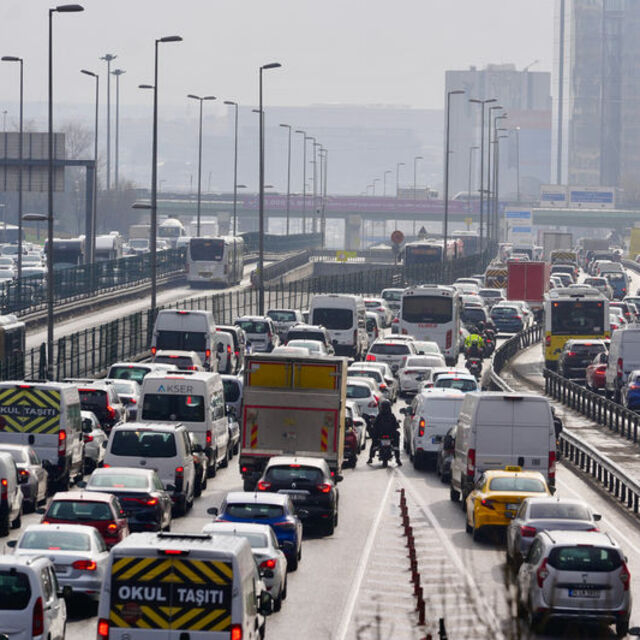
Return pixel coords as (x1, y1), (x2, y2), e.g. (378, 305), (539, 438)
(402, 297), (452, 324)
(551, 300), (605, 335)
(190, 238), (225, 261)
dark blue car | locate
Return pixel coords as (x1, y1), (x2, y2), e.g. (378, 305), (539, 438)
(211, 491), (303, 570)
(490, 304), (524, 334)
(622, 371), (640, 411)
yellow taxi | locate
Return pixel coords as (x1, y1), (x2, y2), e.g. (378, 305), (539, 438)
(465, 467), (551, 541)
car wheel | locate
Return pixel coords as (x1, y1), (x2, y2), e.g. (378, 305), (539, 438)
(288, 553), (298, 572)
(616, 617), (630, 638)
(449, 486), (460, 502)
(465, 517), (472, 534)
(233, 442), (239, 456)
(207, 451), (218, 478)
(273, 591), (283, 612)
(11, 507), (22, 530)
(0, 513), (8, 537)
(324, 517), (335, 536)
(526, 601), (543, 633)
(472, 517), (481, 542)
(412, 452), (421, 471)
(220, 446), (230, 469)
(282, 576), (288, 600)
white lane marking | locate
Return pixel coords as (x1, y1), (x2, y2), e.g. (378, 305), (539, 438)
(556, 476), (640, 558)
(334, 470), (396, 640)
(397, 469), (505, 639)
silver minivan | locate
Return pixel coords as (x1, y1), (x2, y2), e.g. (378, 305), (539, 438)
(605, 325), (640, 401)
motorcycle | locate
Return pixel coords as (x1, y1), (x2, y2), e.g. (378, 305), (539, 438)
(465, 357), (483, 381)
(483, 335), (496, 357)
(377, 435), (394, 468)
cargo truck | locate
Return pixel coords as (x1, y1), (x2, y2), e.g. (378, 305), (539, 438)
(238, 353), (346, 491)
(543, 232), (573, 262)
(507, 261), (550, 320)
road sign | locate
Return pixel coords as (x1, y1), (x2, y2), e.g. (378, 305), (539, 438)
(391, 230), (404, 245)
(336, 250), (357, 262)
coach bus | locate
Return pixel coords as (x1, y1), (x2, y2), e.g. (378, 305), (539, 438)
(187, 236), (244, 287)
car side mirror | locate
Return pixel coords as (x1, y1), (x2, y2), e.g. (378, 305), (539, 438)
(399, 407), (407, 415)
(101, 441), (107, 448)
(206, 506), (219, 516)
(258, 590), (273, 616)
(166, 484), (176, 492)
(627, 628), (640, 637)
(443, 435), (454, 449)
(192, 443), (203, 453)
(335, 474), (343, 483)
(76, 480), (87, 488)
(58, 585), (72, 600)
(6, 540), (17, 548)
(593, 513), (602, 522)
(35, 507), (46, 515)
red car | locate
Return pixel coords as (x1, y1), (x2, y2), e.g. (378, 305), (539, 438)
(586, 352), (609, 392)
(40, 491), (129, 547)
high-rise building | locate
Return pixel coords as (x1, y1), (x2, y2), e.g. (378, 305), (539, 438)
(553, 0), (640, 197)
(445, 64), (552, 202)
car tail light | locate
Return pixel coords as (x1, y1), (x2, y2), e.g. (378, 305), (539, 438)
(83, 434), (94, 443)
(379, 384), (387, 391)
(72, 560), (97, 571)
(418, 419), (425, 437)
(514, 315), (522, 320)
(0, 478), (7, 502)
(368, 396), (379, 408)
(273, 521), (296, 531)
(206, 430), (212, 446)
(97, 618), (110, 640)
(630, 384), (640, 390)
(480, 499), (495, 510)
(235, 349), (240, 357)
(566, 351), (576, 357)
(151, 346), (157, 355)
(33, 597), (44, 637)
(19, 469), (29, 480)
(205, 349), (211, 363)
(316, 483), (332, 493)
(401, 328), (408, 335)
(227, 345), (232, 355)
(58, 429), (67, 456)
(106, 406), (116, 420)
(618, 357), (624, 378)
(549, 450), (556, 482)
(620, 562), (631, 591)
(536, 558), (550, 588)
(366, 354), (376, 362)
(175, 466), (184, 490)
(146, 498), (158, 506)
(446, 330), (452, 349)
(107, 522), (118, 532)
(230, 625), (243, 640)
(520, 525), (537, 538)
(260, 559), (277, 570)
(545, 335), (551, 347)
(257, 480), (271, 491)
(466, 448), (475, 478)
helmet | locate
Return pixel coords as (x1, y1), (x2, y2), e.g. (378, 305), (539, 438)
(379, 399), (392, 415)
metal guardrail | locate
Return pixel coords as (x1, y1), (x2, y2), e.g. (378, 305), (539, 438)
(254, 250), (311, 285)
(240, 232), (322, 253)
(488, 323), (640, 519)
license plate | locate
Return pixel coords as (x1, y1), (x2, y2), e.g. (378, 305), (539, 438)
(569, 589), (601, 598)
(54, 565), (68, 573)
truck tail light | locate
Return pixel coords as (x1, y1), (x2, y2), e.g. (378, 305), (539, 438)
(175, 466), (184, 491)
(72, 560), (97, 571)
(206, 430), (212, 446)
(230, 624), (243, 640)
(620, 562), (631, 591)
(520, 525), (537, 538)
(446, 330), (452, 349)
(97, 618), (110, 640)
(466, 448), (475, 478)
(227, 345), (232, 355)
(536, 558), (550, 587)
(151, 346), (157, 355)
(418, 419), (425, 437)
(58, 430), (67, 456)
(0, 478), (7, 502)
(257, 480), (271, 491)
(33, 597), (44, 637)
(618, 357), (624, 378)
(549, 450), (556, 481)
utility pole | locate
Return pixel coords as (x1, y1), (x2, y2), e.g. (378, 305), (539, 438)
(100, 53), (117, 190)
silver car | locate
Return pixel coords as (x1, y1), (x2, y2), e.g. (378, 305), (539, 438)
(0, 443), (48, 513)
(506, 497), (601, 568)
(81, 410), (108, 473)
(366, 339), (417, 374)
(202, 521), (288, 611)
(346, 377), (380, 421)
(516, 530), (631, 636)
(10, 523), (110, 600)
(347, 365), (397, 402)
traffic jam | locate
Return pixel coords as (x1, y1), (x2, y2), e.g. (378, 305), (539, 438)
(2, 234), (640, 639)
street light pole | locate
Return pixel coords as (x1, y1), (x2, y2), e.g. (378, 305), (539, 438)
(188, 93), (216, 237)
(279, 123), (292, 235)
(495, 134), (508, 242)
(1, 55), (24, 278)
(396, 161), (405, 197)
(100, 53), (116, 190)
(486, 105), (503, 243)
(383, 170), (392, 197)
(223, 101), (239, 235)
(413, 156), (423, 199)
(443, 90), (465, 260)
(491, 114), (508, 243)
(80, 69), (98, 264)
(295, 130), (306, 233)
(514, 126), (521, 203)
(467, 145), (479, 214)
(48, 4), (84, 381)
(258, 62), (282, 315)
(111, 68), (125, 190)
(372, 178), (380, 196)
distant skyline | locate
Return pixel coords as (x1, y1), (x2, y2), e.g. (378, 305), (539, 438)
(1, 0), (554, 115)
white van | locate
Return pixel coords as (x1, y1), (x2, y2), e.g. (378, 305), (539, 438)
(401, 391), (465, 470)
(140, 371), (230, 477)
(151, 309), (217, 371)
(104, 422), (196, 516)
(309, 294), (368, 358)
(449, 392), (556, 505)
(0, 381), (83, 493)
(605, 326), (640, 401)
(96, 531), (272, 640)
(0, 450), (23, 535)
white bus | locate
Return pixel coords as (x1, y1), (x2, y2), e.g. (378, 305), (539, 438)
(399, 285), (461, 365)
(187, 236), (245, 287)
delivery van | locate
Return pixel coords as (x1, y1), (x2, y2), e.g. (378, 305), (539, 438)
(0, 381), (84, 493)
(140, 371), (230, 477)
(151, 309), (217, 371)
(449, 392), (556, 505)
(96, 531), (273, 640)
(605, 326), (640, 401)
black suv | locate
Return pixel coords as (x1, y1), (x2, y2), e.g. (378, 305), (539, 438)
(65, 379), (127, 432)
(557, 340), (608, 381)
(256, 456), (341, 536)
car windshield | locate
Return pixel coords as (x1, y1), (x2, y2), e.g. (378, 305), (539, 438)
(20, 530), (91, 551)
(154, 356), (197, 369)
(236, 320), (269, 334)
(370, 343), (411, 355)
(141, 394), (205, 422)
(222, 379), (240, 403)
(492, 307), (519, 318)
(78, 389), (108, 409)
(48, 500), (113, 521)
(268, 311), (297, 322)
(88, 473), (149, 490)
(110, 430), (177, 457)
(405, 356), (441, 367)
(0, 571), (31, 610)
(312, 308), (353, 330)
(488, 477), (546, 492)
(402, 296), (452, 324)
(435, 378), (477, 391)
(382, 290), (402, 302)
(265, 465), (324, 484)
(112, 381), (137, 396)
(346, 384), (371, 399)
(109, 366), (150, 384)
(462, 308), (486, 323)
(548, 546), (622, 571)
(413, 342), (440, 354)
(287, 331), (324, 343)
(348, 370), (382, 382)
(211, 531), (268, 548)
(225, 503), (284, 519)
(288, 341), (321, 352)
(156, 330), (206, 352)
(529, 503), (591, 520)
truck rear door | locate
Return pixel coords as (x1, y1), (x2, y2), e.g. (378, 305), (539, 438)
(474, 397), (514, 473)
(108, 554), (233, 640)
(510, 400), (550, 473)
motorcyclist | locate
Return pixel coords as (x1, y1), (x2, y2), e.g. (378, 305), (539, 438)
(367, 399), (402, 466)
(464, 328), (485, 359)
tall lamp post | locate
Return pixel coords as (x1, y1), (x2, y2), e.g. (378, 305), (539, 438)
(47, 3), (84, 381)
(279, 123), (292, 235)
(469, 97), (496, 250)
(491, 114), (508, 242)
(513, 126), (521, 203)
(412, 155), (423, 199)
(467, 145), (479, 214)
(372, 178), (380, 196)
(383, 170), (392, 196)
(111, 68), (125, 189)
(486, 105), (503, 242)
(100, 53), (116, 190)
(443, 90), (465, 260)
(306, 136), (317, 232)
(80, 68), (98, 264)
(295, 129), (306, 232)
(258, 62), (282, 315)
(139, 34), (182, 322)
(187, 93), (216, 237)
(1, 55), (24, 279)
(223, 101), (239, 235)
(396, 161), (405, 196)
(494, 134), (508, 242)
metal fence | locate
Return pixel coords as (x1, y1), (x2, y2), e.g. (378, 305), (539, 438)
(20, 247), (493, 381)
(240, 232), (322, 253)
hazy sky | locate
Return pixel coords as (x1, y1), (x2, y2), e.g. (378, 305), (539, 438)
(1, 0), (555, 113)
